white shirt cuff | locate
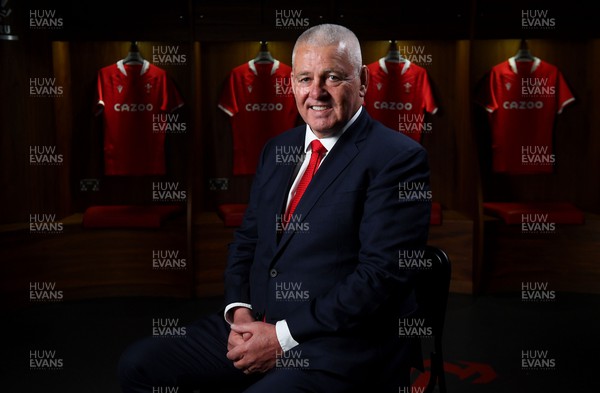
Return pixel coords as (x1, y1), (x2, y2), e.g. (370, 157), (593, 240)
(223, 302), (253, 324)
(275, 320), (299, 351)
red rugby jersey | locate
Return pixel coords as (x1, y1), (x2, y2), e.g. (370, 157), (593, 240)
(96, 60), (184, 175)
(218, 59), (298, 175)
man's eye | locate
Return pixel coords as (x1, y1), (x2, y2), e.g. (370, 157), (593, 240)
(298, 77), (311, 83)
(327, 75), (341, 81)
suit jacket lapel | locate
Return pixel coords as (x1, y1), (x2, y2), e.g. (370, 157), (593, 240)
(267, 130), (305, 252)
(275, 110), (370, 254)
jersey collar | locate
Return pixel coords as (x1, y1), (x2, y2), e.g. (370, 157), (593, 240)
(248, 59), (280, 76)
(378, 57), (411, 75)
(116, 59), (151, 76)
(508, 56), (541, 74)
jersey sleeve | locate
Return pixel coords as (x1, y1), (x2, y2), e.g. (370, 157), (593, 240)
(475, 70), (497, 113)
(422, 71), (438, 115)
(161, 74), (185, 113)
(94, 69), (106, 116)
(217, 71), (238, 117)
(556, 71), (575, 114)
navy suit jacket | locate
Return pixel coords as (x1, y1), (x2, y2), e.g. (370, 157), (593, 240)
(225, 109), (431, 382)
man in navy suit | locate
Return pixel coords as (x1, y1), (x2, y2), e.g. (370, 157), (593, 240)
(118, 23), (431, 393)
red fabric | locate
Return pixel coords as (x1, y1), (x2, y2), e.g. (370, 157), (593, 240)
(82, 205), (183, 229)
(476, 58), (575, 174)
(364, 58), (437, 143)
(284, 140), (327, 224)
(96, 60), (184, 175)
(217, 204), (249, 227)
(483, 202), (584, 225)
(430, 202), (442, 225)
(218, 60), (298, 175)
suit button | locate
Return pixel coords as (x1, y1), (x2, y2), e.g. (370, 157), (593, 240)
(270, 269), (278, 278)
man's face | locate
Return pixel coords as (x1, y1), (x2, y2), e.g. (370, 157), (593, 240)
(291, 43), (367, 137)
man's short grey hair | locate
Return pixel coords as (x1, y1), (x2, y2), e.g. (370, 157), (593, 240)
(292, 24), (363, 77)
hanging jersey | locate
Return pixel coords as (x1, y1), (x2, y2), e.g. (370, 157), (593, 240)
(477, 57), (575, 174)
(218, 59), (298, 175)
(96, 60), (184, 176)
(364, 58), (438, 143)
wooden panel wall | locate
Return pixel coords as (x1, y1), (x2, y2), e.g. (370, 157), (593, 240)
(2, 0), (599, 300)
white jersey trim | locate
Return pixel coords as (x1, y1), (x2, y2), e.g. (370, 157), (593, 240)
(378, 57), (411, 75)
(508, 56), (541, 74)
(558, 97), (576, 114)
(116, 59), (151, 76)
(218, 104), (234, 117)
(248, 59), (280, 76)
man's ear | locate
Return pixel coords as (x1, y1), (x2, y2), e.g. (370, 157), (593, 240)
(359, 65), (368, 97)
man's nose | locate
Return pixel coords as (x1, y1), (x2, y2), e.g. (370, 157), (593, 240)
(308, 79), (328, 100)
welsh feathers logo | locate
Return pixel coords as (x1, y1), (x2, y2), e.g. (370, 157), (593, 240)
(0, 0), (12, 20)
(117, 85), (123, 93)
(377, 83), (383, 91)
(247, 85), (253, 93)
(404, 82), (412, 93)
(505, 82), (512, 91)
(145, 83), (152, 93)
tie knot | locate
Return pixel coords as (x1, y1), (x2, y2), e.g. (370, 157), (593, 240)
(310, 139), (327, 155)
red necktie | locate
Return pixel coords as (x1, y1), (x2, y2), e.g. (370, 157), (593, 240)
(284, 139), (327, 224)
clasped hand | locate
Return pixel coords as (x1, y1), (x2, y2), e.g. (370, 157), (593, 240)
(227, 321), (281, 375)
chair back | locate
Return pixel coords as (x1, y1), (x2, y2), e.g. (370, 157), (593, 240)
(414, 245), (451, 393)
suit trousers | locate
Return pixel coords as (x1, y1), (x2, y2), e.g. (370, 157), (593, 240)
(117, 312), (410, 393)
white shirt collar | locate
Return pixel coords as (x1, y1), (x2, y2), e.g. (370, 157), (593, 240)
(303, 106), (363, 153)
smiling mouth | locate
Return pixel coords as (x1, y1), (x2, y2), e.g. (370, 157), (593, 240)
(309, 105), (331, 111)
